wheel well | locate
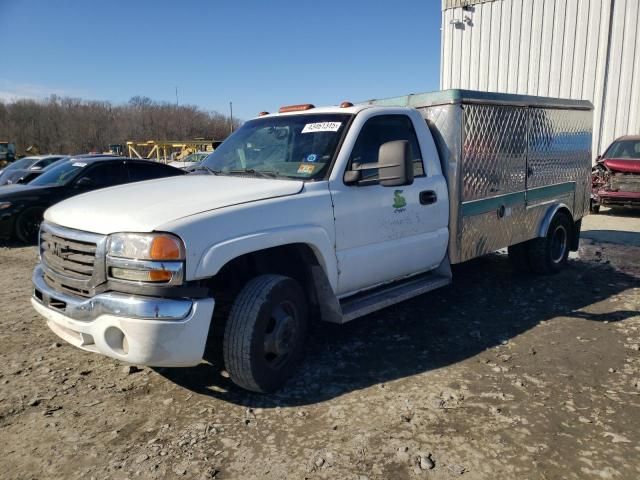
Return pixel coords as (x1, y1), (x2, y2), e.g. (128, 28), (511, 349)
(208, 244), (323, 332)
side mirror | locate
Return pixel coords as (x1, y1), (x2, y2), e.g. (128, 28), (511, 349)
(343, 140), (414, 187)
(378, 140), (414, 187)
(75, 177), (94, 188)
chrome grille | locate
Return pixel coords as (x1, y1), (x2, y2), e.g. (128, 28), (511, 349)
(39, 222), (107, 297)
(41, 232), (96, 279)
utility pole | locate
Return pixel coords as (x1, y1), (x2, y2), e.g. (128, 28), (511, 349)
(229, 101), (234, 133)
(175, 86), (179, 107)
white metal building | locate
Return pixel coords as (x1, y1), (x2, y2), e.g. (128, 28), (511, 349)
(440, 0), (640, 159)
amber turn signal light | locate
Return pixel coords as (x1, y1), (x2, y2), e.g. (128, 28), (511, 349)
(278, 104), (315, 113)
(150, 236), (183, 260)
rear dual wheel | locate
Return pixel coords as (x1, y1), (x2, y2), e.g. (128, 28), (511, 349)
(508, 212), (572, 275)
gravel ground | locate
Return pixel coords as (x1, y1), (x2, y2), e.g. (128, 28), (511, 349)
(1, 209), (639, 480)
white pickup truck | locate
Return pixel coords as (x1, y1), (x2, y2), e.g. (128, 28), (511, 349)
(32, 90), (593, 392)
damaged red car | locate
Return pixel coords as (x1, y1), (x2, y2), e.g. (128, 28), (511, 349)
(591, 135), (640, 213)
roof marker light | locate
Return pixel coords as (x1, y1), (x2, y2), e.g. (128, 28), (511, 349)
(258, 111), (270, 116)
(278, 104), (315, 113)
(340, 101), (354, 108)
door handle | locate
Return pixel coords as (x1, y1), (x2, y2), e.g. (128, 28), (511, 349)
(419, 190), (437, 205)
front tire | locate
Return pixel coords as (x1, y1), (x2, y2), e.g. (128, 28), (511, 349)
(15, 207), (44, 244)
(527, 212), (572, 274)
(223, 274), (308, 393)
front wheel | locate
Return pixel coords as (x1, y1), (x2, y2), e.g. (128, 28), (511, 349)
(15, 207), (44, 244)
(223, 274), (308, 393)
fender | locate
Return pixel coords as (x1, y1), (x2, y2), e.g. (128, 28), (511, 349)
(194, 224), (339, 291)
(537, 203), (573, 238)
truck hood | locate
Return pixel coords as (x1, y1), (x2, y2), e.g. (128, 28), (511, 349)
(603, 158), (640, 174)
(45, 175), (304, 234)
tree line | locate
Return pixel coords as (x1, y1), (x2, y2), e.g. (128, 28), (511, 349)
(0, 95), (240, 155)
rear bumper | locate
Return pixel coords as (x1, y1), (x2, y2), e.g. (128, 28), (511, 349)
(31, 265), (215, 366)
(598, 190), (640, 207)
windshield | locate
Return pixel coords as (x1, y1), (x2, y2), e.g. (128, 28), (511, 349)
(200, 113), (351, 180)
(604, 140), (640, 159)
(30, 159), (88, 186)
(181, 152), (208, 163)
(4, 157), (34, 171)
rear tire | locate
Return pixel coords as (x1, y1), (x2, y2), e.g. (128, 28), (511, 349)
(590, 200), (600, 214)
(223, 274), (308, 393)
(15, 207), (44, 244)
(527, 212), (572, 274)
(508, 242), (531, 272)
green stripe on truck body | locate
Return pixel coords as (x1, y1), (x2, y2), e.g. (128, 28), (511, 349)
(461, 182), (576, 217)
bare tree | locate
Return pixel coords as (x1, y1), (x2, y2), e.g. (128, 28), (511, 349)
(0, 96), (240, 155)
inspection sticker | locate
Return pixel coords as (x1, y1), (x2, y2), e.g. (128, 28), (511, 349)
(72, 162), (87, 167)
(301, 122), (341, 134)
(297, 164), (315, 174)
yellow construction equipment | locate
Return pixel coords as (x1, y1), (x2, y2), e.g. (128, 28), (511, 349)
(126, 139), (221, 163)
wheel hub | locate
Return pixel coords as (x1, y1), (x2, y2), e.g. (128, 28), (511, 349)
(263, 302), (297, 365)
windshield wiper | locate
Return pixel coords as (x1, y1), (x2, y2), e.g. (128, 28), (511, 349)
(226, 168), (278, 179)
(192, 165), (221, 175)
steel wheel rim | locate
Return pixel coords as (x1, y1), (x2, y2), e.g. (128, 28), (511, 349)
(263, 300), (297, 369)
(550, 225), (568, 263)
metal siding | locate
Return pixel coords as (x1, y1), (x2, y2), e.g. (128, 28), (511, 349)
(582, 0), (601, 101)
(478, 5), (491, 90)
(592, 0), (612, 155)
(488, 0), (502, 90)
(560, 0), (578, 98)
(548, 0), (566, 98)
(571, 0), (589, 98)
(470, 5), (483, 89)
(616, 0), (637, 137)
(537, 0), (556, 96)
(601, 0), (625, 149)
(462, 7), (473, 88)
(441, 0), (640, 160)
(507, 0), (522, 92)
(497, 0), (511, 91)
(517, 0), (533, 94)
(629, 4), (640, 135)
(451, 9), (464, 89)
(528, 0), (544, 94)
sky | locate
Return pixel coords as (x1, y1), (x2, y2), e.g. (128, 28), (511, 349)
(0, 0), (443, 121)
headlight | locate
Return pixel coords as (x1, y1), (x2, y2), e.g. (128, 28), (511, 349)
(107, 233), (185, 285)
(0, 201), (13, 210)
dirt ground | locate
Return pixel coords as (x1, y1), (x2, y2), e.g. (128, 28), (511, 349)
(1, 209), (639, 480)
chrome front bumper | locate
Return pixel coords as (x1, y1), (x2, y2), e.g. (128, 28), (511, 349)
(31, 265), (215, 367)
(33, 265), (192, 321)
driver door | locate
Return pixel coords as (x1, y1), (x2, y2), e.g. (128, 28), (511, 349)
(329, 114), (448, 296)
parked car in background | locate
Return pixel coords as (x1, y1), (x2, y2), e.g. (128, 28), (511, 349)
(0, 155), (67, 186)
(591, 136), (640, 213)
(0, 157), (184, 243)
(10, 154), (122, 185)
(169, 151), (210, 171)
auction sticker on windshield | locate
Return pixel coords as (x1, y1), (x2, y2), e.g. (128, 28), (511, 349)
(301, 122), (342, 134)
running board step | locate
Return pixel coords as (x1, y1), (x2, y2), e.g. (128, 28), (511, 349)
(339, 272), (451, 323)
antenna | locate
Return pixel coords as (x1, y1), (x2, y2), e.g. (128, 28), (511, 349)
(229, 101), (234, 133)
(175, 86), (179, 107)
